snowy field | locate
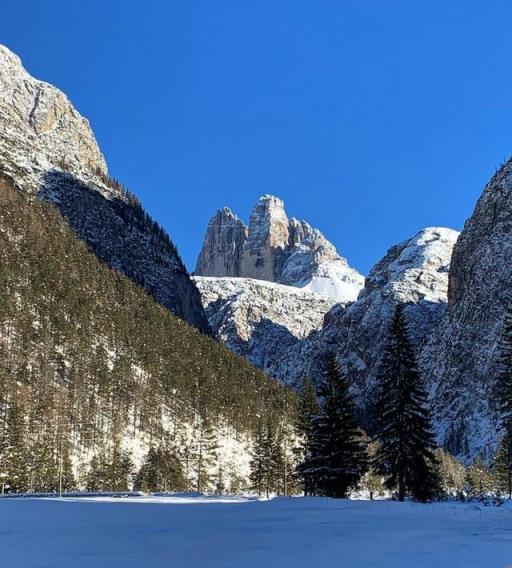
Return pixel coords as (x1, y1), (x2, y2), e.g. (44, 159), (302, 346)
(1, 496), (512, 568)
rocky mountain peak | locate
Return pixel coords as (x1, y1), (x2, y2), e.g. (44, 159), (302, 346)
(195, 194), (364, 302)
(362, 227), (459, 301)
(270, 226), (459, 397)
(0, 44), (107, 193)
(0, 44), (209, 333)
(194, 207), (248, 278)
(423, 158), (512, 460)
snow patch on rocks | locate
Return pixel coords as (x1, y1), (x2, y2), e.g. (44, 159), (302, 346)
(193, 276), (338, 373)
(195, 195), (364, 303)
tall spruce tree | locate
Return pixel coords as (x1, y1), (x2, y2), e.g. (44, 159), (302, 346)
(302, 353), (367, 498)
(373, 305), (440, 502)
(249, 420), (284, 497)
(193, 417), (218, 493)
(494, 298), (512, 499)
(493, 436), (512, 499)
(249, 422), (267, 496)
(295, 377), (320, 495)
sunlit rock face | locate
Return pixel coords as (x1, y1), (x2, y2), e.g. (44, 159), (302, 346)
(272, 228), (459, 402)
(195, 194), (364, 303)
(0, 44), (209, 332)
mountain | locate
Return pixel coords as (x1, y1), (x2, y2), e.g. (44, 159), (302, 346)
(270, 228), (460, 402)
(193, 276), (337, 374)
(195, 195), (364, 303)
(0, 177), (295, 492)
(423, 160), (512, 460)
(0, 44), (209, 332)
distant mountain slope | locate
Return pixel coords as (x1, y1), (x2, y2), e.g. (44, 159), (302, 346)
(272, 228), (459, 406)
(0, 179), (294, 491)
(193, 276), (337, 373)
(195, 195), (364, 303)
(0, 44), (209, 332)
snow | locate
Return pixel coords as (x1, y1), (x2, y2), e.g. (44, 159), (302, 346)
(295, 259), (365, 303)
(1, 495), (511, 567)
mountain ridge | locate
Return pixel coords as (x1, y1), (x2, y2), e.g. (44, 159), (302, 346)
(195, 194), (364, 303)
(0, 44), (209, 332)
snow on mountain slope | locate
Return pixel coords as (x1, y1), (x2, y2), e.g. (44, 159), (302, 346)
(423, 159), (512, 461)
(0, 44), (209, 332)
(195, 195), (364, 303)
(193, 276), (337, 373)
(271, 228), (460, 404)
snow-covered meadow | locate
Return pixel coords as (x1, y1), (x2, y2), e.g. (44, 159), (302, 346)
(1, 495), (511, 567)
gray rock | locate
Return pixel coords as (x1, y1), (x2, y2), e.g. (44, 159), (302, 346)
(424, 161), (512, 461)
(195, 208), (248, 277)
(193, 276), (337, 374)
(272, 228), (460, 410)
(195, 195), (364, 302)
(0, 44), (209, 333)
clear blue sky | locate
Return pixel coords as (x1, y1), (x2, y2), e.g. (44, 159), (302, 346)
(3, 1), (512, 274)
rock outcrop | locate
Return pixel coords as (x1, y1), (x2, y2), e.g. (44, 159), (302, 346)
(423, 160), (512, 460)
(193, 276), (337, 373)
(271, 228), (460, 403)
(195, 208), (248, 278)
(195, 195), (364, 303)
(0, 44), (107, 194)
(0, 44), (209, 332)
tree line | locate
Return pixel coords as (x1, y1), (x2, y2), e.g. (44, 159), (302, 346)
(0, 179), (295, 494)
(249, 304), (512, 502)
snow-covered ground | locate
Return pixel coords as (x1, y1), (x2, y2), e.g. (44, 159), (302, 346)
(1, 496), (511, 567)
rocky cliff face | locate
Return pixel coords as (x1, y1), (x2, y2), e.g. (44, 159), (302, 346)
(240, 195), (291, 282)
(423, 160), (512, 460)
(193, 276), (337, 373)
(0, 45), (107, 193)
(195, 208), (248, 278)
(0, 44), (209, 332)
(271, 228), (460, 404)
(195, 195), (364, 303)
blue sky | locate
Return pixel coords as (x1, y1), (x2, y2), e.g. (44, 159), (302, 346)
(3, 1), (512, 274)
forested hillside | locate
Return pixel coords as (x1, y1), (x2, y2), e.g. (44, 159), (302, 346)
(0, 179), (296, 493)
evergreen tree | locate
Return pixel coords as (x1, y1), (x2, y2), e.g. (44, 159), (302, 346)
(249, 419), (284, 497)
(465, 457), (494, 500)
(135, 445), (186, 493)
(436, 448), (466, 498)
(301, 353), (367, 498)
(295, 377), (320, 495)
(494, 298), (512, 499)
(373, 305), (440, 502)
(1, 401), (29, 492)
(193, 417), (218, 493)
(250, 422), (267, 496)
(494, 436), (512, 499)
(359, 439), (385, 500)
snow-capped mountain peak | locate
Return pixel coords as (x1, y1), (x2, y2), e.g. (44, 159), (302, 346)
(195, 194), (364, 303)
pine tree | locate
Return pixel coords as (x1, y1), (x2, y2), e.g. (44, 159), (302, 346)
(1, 400), (29, 492)
(494, 298), (512, 499)
(494, 436), (512, 499)
(436, 448), (466, 498)
(250, 422), (267, 496)
(295, 377), (320, 495)
(373, 305), (440, 502)
(193, 417), (218, 494)
(135, 445), (185, 493)
(301, 353), (367, 498)
(249, 420), (283, 497)
(465, 457), (494, 500)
